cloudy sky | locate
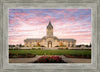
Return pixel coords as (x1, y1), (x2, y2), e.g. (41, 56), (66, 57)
(9, 9), (91, 45)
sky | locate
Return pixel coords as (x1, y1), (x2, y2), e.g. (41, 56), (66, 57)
(9, 9), (91, 45)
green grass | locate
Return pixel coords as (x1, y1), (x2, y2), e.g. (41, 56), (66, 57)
(9, 49), (91, 56)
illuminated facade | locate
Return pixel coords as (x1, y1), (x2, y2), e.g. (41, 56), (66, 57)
(24, 21), (76, 48)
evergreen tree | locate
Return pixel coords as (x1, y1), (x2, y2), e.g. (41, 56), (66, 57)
(90, 43), (91, 47)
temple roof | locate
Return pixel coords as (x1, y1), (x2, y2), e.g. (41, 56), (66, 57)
(42, 36), (58, 40)
(58, 39), (76, 42)
(47, 21), (53, 29)
(24, 38), (41, 42)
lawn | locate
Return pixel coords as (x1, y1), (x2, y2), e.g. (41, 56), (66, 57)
(9, 49), (91, 56)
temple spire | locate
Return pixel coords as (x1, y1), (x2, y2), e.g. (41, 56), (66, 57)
(49, 20), (51, 25)
(47, 20), (53, 36)
(47, 20), (53, 29)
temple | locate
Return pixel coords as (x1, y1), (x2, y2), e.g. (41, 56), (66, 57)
(24, 21), (76, 48)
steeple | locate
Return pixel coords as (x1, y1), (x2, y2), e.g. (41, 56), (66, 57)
(47, 20), (53, 29)
(47, 20), (53, 36)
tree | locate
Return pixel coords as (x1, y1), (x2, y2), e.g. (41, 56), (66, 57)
(89, 43), (91, 47)
(12, 45), (15, 47)
(9, 45), (11, 47)
(37, 42), (40, 46)
(85, 45), (88, 47)
(22, 45), (24, 47)
(19, 44), (22, 47)
(60, 42), (63, 46)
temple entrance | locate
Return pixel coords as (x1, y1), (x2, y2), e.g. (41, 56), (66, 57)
(48, 41), (52, 48)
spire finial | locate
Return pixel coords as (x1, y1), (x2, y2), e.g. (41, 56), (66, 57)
(49, 20), (51, 25)
(47, 20), (53, 29)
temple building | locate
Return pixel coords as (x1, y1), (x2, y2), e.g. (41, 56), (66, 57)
(24, 21), (76, 48)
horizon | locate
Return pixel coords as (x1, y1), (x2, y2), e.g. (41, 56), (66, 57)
(9, 43), (91, 46)
(9, 9), (91, 45)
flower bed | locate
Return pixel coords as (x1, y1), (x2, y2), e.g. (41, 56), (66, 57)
(9, 52), (36, 58)
(34, 56), (66, 63)
(64, 54), (91, 58)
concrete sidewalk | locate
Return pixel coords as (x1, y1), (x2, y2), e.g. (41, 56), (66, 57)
(9, 55), (41, 63)
(9, 55), (91, 63)
(60, 55), (91, 63)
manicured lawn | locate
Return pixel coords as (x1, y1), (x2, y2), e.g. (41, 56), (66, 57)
(9, 49), (91, 56)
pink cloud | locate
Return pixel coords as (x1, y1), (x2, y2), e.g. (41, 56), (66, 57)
(9, 20), (15, 24)
(9, 9), (91, 45)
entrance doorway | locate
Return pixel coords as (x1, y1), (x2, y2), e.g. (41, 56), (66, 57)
(48, 41), (52, 48)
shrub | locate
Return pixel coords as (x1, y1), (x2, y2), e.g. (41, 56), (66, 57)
(38, 48), (41, 50)
(65, 47), (68, 50)
(14, 47), (19, 50)
(55, 45), (59, 47)
(33, 45), (41, 47)
(59, 45), (66, 47)
(58, 48), (68, 50)
(58, 48), (64, 50)
(9, 51), (36, 58)
(41, 45), (45, 47)
(32, 48), (36, 50)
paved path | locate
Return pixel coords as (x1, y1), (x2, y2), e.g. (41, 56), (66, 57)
(60, 56), (91, 63)
(9, 55), (91, 63)
(9, 55), (41, 63)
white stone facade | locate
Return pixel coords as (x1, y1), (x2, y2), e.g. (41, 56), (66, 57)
(24, 21), (76, 48)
